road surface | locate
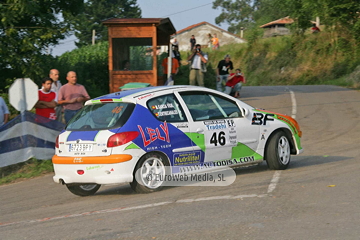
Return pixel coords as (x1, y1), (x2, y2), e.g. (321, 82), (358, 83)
(1, 85), (359, 240)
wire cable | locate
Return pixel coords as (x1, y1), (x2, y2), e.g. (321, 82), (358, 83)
(161, 2), (213, 17)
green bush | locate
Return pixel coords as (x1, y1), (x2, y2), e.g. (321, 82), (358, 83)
(55, 41), (109, 98)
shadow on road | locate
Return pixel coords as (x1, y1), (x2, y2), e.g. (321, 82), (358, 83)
(289, 155), (351, 169)
(94, 155), (351, 196)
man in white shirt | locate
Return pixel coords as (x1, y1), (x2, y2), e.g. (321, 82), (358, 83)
(187, 44), (208, 86)
(49, 69), (62, 122)
(0, 96), (10, 126)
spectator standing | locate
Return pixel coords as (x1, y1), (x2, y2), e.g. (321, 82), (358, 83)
(35, 77), (57, 120)
(225, 69), (246, 98)
(311, 23), (320, 33)
(188, 44), (208, 87)
(0, 96), (9, 126)
(212, 33), (220, 50)
(172, 45), (182, 66)
(58, 71), (90, 124)
(190, 35), (196, 51)
(162, 56), (179, 81)
(49, 69), (62, 121)
(207, 33), (213, 49)
(171, 38), (179, 47)
(216, 54), (233, 92)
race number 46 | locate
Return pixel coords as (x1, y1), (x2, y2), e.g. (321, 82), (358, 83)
(210, 131), (226, 146)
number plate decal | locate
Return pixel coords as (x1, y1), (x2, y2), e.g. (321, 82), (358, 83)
(69, 144), (93, 152)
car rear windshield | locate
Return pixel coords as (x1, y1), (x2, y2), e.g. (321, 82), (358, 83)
(66, 102), (135, 131)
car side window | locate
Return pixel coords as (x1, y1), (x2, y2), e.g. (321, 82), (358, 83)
(147, 94), (187, 122)
(213, 95), (243, 118)
(179, 91), (242, 121)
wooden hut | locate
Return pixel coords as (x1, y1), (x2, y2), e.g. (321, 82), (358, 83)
(260, 16), (294, 38)
(102, 18), (176, 93)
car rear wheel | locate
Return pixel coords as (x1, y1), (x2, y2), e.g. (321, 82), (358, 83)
(130, 152), (169, 193)
(66, 184), (101, 196)
(266, 131), (291, 170)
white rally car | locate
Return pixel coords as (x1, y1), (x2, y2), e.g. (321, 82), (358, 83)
(52, 86), (303, 196)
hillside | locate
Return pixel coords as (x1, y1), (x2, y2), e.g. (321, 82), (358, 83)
(177, 31), (360, 89)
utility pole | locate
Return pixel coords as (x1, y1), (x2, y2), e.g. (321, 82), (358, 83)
(240, 27), (244, 38)
(92, 29), (95, 45)
(167, 43), (172, 81)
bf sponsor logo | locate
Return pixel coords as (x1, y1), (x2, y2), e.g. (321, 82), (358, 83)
(252, 113), (274, 125)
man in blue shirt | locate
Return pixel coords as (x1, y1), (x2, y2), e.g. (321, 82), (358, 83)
(0, 96), (10, 126)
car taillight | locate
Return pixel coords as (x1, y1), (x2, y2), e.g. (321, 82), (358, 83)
(107, 131), (139, 148)
(55, 136), (59, 148)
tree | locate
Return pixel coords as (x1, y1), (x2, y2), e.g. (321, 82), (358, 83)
(71, 0), (142, 48)
(213, 0), (360, 38)
(212, 0), (292, 34)
(56, 42), (109, 97)
(212, 0), (259, 33)
(0, 0), (83, 89)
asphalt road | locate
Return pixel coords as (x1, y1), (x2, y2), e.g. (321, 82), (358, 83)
(1, 85), (359, 240)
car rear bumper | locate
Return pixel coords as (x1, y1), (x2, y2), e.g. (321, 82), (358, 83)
(52, 157), (136, 185)
(52, 154), (133, 164)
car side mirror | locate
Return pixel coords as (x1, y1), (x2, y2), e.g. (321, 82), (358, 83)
(243, 108), (250, 117)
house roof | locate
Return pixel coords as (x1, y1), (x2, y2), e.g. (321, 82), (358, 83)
(260, 16), (294, 28)
(175, 21), (243, 40)
(103, 18), (165, 25)
(102, 18), (176, 35)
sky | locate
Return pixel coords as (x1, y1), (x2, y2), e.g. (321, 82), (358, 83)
(52, 0), (229, 56)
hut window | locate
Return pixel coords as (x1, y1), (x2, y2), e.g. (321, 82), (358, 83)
(112, 38), (153, 71)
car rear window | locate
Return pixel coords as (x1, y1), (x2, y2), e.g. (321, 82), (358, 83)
(66, 102), (135, 131)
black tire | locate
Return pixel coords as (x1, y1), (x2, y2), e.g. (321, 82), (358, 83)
(265, 131), (291, 170)
(66, 184), (101, 196)
(130, 152), (169, 193)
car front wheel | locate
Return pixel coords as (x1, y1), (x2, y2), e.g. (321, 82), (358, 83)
(266, 131), (291, 170)
(66, 184), (101, 196)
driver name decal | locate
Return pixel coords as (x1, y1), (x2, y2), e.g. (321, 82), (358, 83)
(155, 110), (178, 117)
(151, 103), (174, 109)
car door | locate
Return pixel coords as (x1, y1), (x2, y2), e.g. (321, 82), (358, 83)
(177, 91), (261, 164)
(146, 93), (200, 167)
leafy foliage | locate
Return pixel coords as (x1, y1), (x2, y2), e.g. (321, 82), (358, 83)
(70, 0), (141, 47)
(212, 0), (259, 33)
(212, 0), (291, 33)
(206, 30), (360, 87)
(213, 0), (360, 40)
(0, 0), (83, 89)
(55, 41), (109, 97)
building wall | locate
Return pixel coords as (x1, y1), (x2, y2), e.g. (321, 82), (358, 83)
(263, 26), (291, 38)
(174, 24), (246, 52)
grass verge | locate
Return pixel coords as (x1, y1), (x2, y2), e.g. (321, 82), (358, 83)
(0, 159), (54, 185)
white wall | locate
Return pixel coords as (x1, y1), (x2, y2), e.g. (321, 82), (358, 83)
(174, 24), (246, 52)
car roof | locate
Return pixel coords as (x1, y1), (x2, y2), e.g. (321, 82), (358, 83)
(92, 85), (210, 100)
(87, 85), (254, 110)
